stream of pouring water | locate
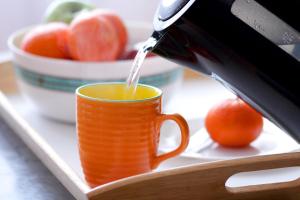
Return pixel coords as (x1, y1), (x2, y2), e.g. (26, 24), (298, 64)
(125, 37), (157, 99)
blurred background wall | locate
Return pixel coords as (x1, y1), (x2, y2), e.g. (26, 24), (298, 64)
(0, 0), (159, 52)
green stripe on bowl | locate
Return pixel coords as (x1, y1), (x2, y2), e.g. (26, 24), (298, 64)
(14, 65), (183, 93)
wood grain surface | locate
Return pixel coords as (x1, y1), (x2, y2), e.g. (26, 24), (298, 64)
(88, 152), (300, 200)
(0, 61), (17, 94)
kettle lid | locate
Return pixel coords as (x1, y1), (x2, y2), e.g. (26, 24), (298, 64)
(158, 0), (190, 21)
(154, 0), (196, 31)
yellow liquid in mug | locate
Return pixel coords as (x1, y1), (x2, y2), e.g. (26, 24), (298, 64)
(78, 83), (161, 101)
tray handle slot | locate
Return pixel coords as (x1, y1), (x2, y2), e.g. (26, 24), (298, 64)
(226, 166), (300, 193)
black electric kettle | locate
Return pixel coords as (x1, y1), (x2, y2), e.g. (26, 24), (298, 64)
(150, 0), (300, 141)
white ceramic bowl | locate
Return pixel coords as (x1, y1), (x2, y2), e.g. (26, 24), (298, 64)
(8, 22), (183, 123)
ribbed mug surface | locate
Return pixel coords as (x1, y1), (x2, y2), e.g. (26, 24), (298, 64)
(77, 96), (163, 187)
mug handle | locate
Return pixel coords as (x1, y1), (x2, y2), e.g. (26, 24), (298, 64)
(152, 113), (189, 169)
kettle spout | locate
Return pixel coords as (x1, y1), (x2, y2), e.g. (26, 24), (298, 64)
(151, 29), (217, 76)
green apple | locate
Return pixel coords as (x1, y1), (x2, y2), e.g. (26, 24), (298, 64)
(44, 0), (95, 24)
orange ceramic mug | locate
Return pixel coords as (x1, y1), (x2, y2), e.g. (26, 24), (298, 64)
(76, 82), (189, 187)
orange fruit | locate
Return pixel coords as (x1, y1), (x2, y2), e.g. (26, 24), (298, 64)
(21, 22), (70, 59)
(68, 12), (120, 61)
(92, 9), (128, 58)
(205, 98), (263, 147)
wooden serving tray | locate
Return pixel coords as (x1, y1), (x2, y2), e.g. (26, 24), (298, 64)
(1, 58), (300, 199)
